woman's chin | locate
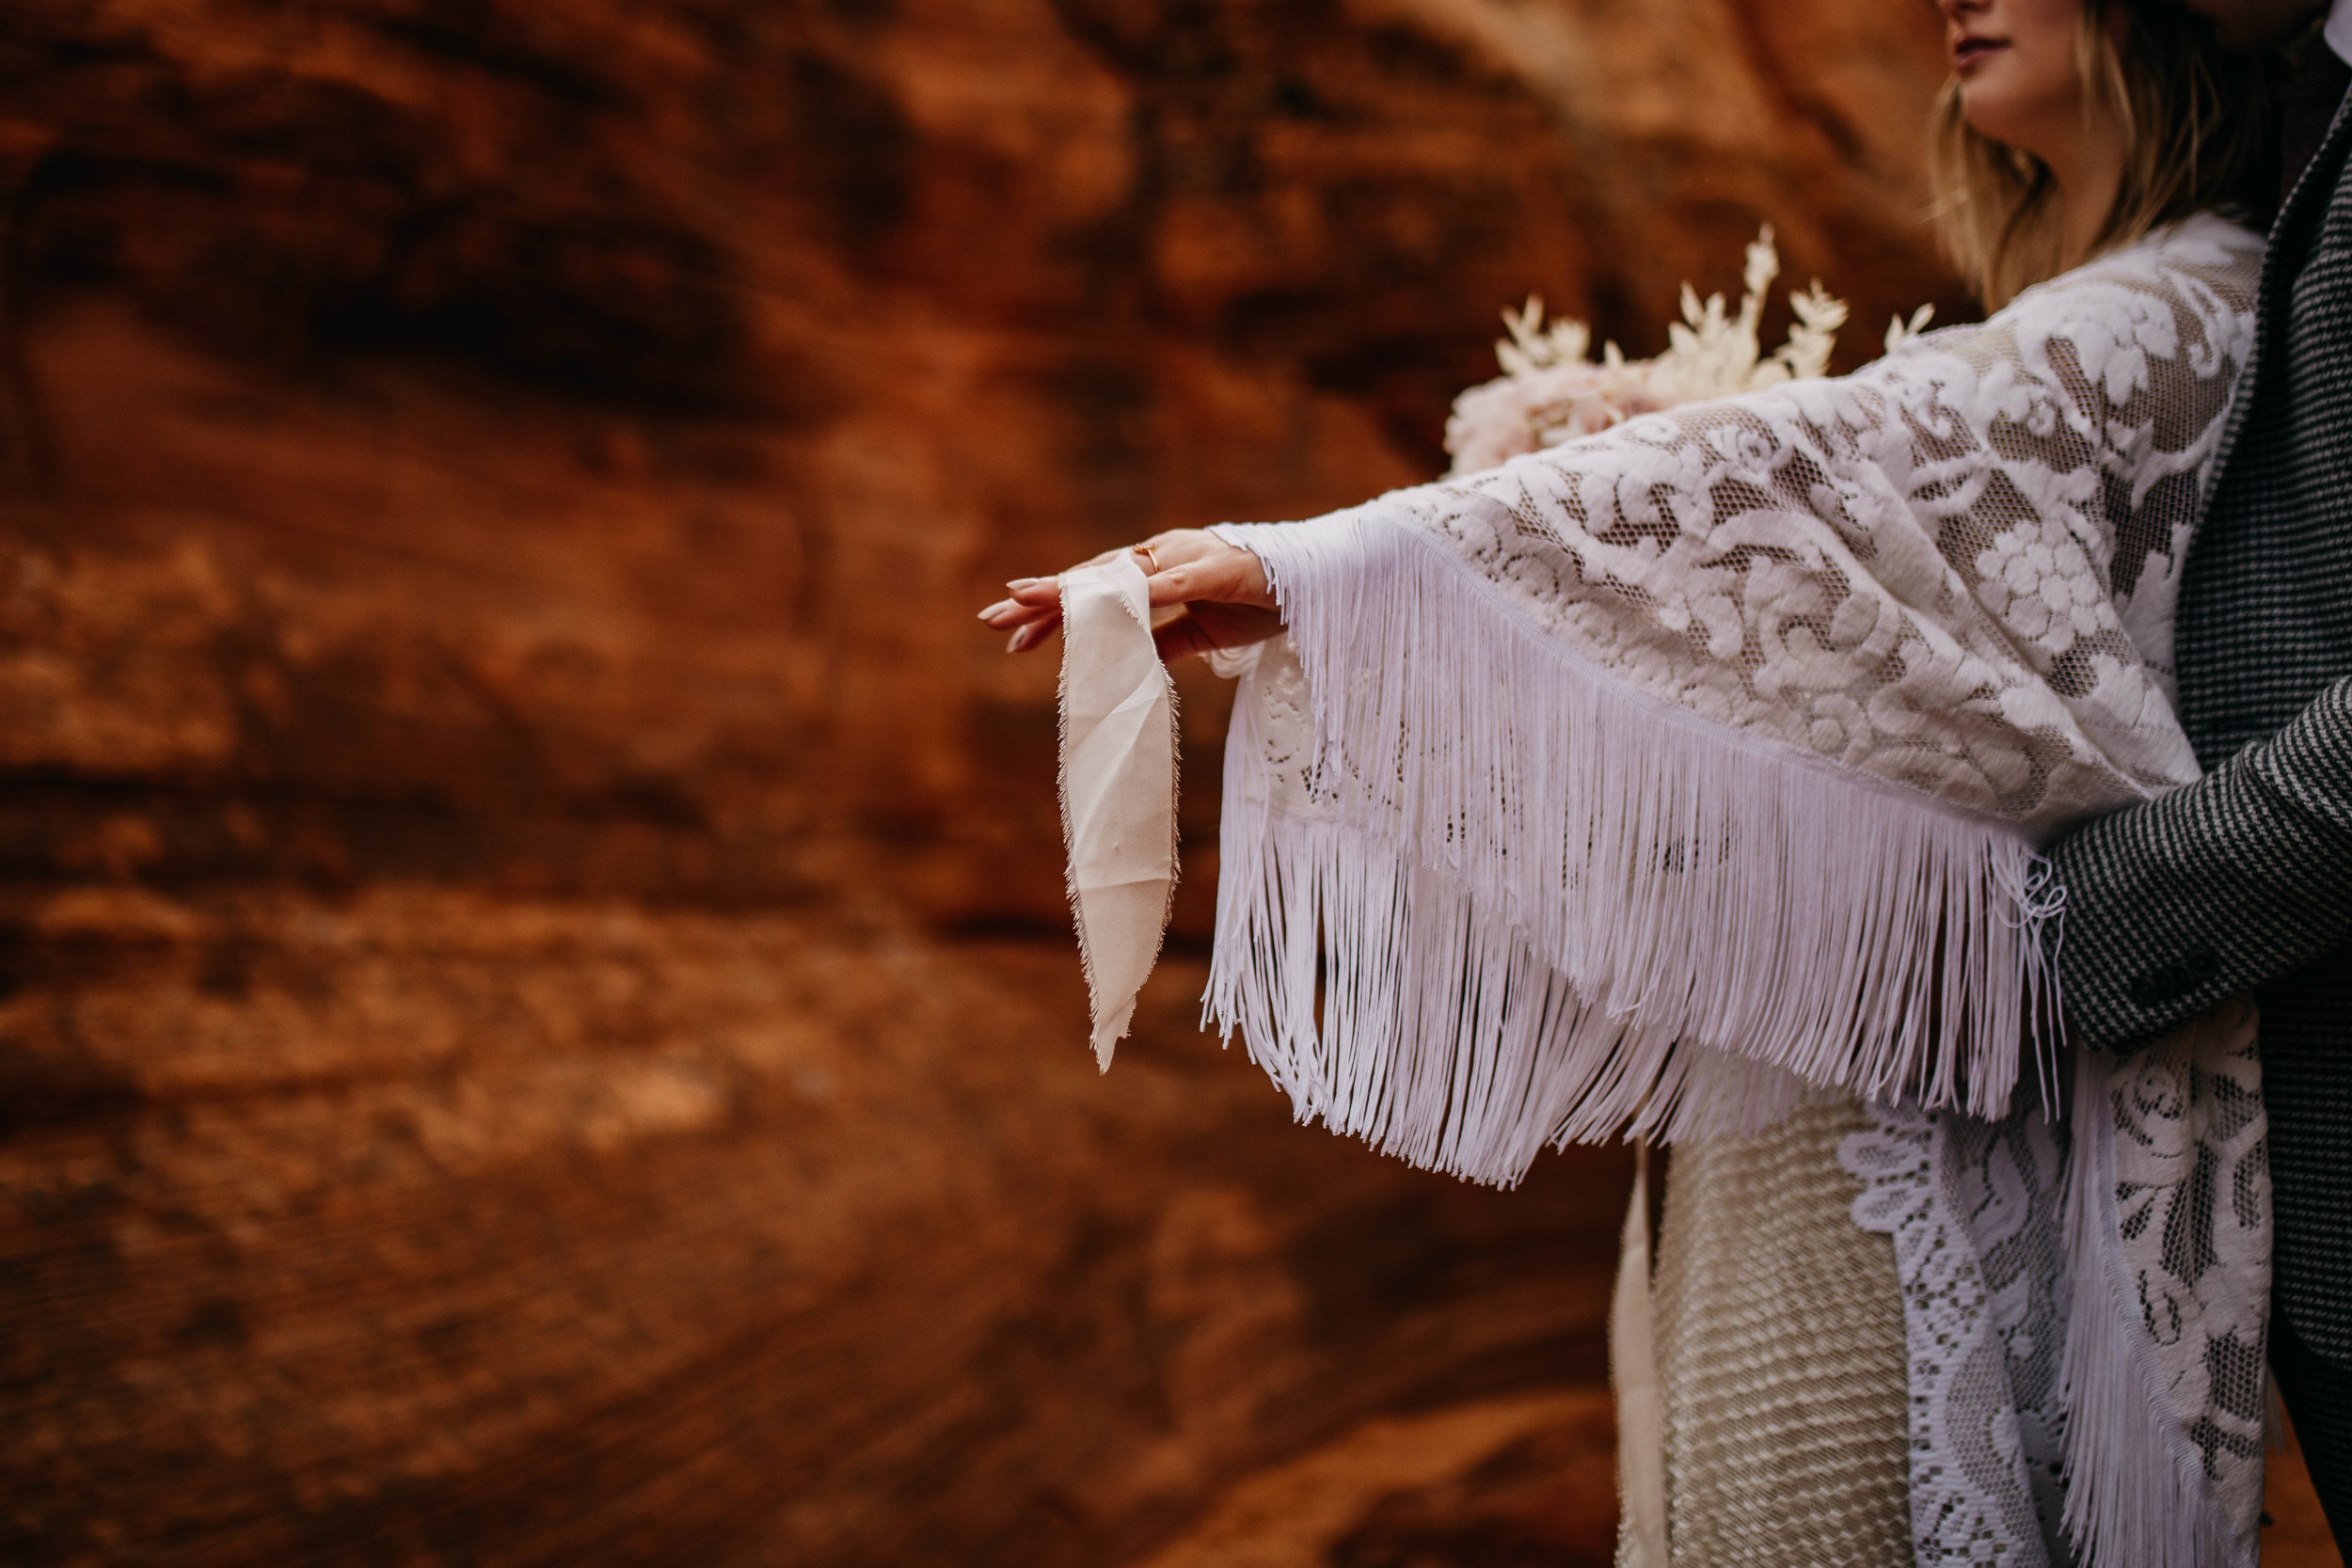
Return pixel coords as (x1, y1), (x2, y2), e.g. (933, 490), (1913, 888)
(1953, 64), (2077, 160)
(1955, 94), (2037, 156)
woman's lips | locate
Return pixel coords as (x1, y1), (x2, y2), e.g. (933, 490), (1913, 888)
(1952, 36), (2007, 71)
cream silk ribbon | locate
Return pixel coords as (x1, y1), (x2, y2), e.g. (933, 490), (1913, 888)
(1057, 554), (1179, 1069)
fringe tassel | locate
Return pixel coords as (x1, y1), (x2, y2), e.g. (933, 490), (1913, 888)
(1208, 807), (1808, 1180)
(1205, 510), (2059, 1182)
(2058, 1045), (2252, 1568)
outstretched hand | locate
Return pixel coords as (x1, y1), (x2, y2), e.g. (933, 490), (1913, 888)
(977, 530), (1283, 662)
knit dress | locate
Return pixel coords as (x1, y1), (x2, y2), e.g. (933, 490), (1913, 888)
(1640, 1099), (1911, 1567)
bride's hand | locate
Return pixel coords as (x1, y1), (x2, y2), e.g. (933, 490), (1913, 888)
(977, 530), (1283, 662)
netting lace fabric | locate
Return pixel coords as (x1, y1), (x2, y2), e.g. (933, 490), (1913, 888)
(2106, 1006), (2270, 1513)
(1831, 998), (2269, 1568)
(2060, 1001), (2268, 1568)
(1242, 211), (2258, 830)
(1206, 214), (2265, 1173)
(1843, 1103), (2072, 1566)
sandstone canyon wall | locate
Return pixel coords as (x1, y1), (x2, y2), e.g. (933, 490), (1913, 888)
(0, 2), (2023, 1564)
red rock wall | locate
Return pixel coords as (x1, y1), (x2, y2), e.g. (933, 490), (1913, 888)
(0, 2), (1980, 1563)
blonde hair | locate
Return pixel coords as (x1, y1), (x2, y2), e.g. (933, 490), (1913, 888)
(1931, 0), (2273, 307)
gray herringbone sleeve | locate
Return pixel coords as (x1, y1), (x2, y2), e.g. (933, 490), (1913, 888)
(2046, 678), (2352, 1045)
(2047, 84), (2352, 1381)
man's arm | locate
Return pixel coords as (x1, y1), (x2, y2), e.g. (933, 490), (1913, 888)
(2047, 675), (2352, 1047)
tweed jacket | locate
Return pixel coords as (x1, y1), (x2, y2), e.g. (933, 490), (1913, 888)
(2045, 87), (2352, 1364)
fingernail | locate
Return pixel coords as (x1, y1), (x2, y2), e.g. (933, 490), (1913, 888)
(978, 600), (1011, 621)
(1005, 627), (1027, 653)
(1007, 578), (1041, 590)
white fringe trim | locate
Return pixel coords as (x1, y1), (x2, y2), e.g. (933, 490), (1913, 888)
(1205, 510), (2061, 1182)
(2058, 1045), (2254, 1568)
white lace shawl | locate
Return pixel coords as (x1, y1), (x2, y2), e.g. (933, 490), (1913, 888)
(1840, 1001), (2269, 1568)
(1843, 1100), (2074, 1568)
(1204, 214), (2263, 1176)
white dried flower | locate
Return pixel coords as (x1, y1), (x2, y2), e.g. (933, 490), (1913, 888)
(1445, 228), (1933, 478)
(1496, 295), (1594, 376)
(1884, 304), (1937, 355)
(1775, 282), (1849, 382)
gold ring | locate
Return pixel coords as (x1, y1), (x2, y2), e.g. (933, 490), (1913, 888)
(1132, 543), (1160, 574)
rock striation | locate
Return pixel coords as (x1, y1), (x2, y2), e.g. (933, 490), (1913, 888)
(0, 2), (2068, 1564)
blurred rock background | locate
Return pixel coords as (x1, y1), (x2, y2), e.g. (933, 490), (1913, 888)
(0, 1), (2334, 1563)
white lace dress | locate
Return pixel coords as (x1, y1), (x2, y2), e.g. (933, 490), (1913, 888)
(1201, 214), (2268, 1568)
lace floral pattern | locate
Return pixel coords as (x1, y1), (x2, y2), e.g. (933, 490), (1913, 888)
(2110, 1004), (2270, 1491)
(1307, 214), (2260, 832)
(1837, 1002), (2272, 1568)
(2073, 999), (2270, 1565)
(1204, 216), (2264, 1170)
(1942, 1109), (2074, 1557)
(1844, 1105), (2069, 1566)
